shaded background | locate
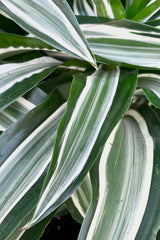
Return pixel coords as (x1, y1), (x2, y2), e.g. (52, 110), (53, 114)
(40, 214), (81, 240)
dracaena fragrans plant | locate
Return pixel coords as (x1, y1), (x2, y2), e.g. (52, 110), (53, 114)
(0, 0), (160, 239)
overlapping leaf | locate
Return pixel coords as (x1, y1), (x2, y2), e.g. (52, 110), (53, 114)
(0, 91), (66, 224)
(0, 92), (63, 239)
(126, 0), (155, 19)
(0, 33), (53, 60)
(0, 12), (26, 34)
(78, 16), (160, 69)
(0, 0), (96, 66)
(131, 0), (160, 23)
(0, 174), (45, 240)
(66, 174), (91, 223)
(73, 0), (95, 16)
(92, 0), (126, 18)
(0, 56), (61, 111)
(134, 104), (160, 240)
(78, 110), (153, 240)
(138, 73), (160, 108)
(29, 66), (137, 225)
(0, 97), (35, 132)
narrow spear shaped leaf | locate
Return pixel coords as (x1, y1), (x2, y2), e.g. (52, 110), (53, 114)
(146, 19), (160, 28)
(0, 33), (53, 60)
(0, 92), (63, 239)
(138, 73), (160, 108)
(0, 56), (61, 111)
(66, 174), (92, 223)
(0, 0), (96, 67)
(0, 174), (45, 240)
(91, 0), (112, 18)
(92, 0), (126, 18)
(73, 0), (95, 16)
(31, 66), (120, 225)
(126, 0), (153, 19)
(109, 0), (126, 19)
(0, 90), (65, 167)
(0, 97), (35, 132)
(78, 110), (153, 240)
(132, 0), (160, 23)
(78, 16), (160, 69)
(134, 104), (160, 240)
(30, 67), (137, 226)
(125, 0), (134, 10)
(0, 33), (52, 50)
(0, 92), (66, 223)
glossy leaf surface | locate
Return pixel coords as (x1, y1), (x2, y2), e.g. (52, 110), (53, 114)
(30, 67), (137, 225)
(73, 0), (94, 16)
(134, 104), (160, 240)
(138, 73), (160, 108)
(132, 0), (160, 23)
(0, 92), (66, 223)
(66, 174), (91, 223)
(0, 0), (96, 66)
(92, 0), (126, 18)
(78, 16), (160, 69)
(0, 56), (61, 111)
(0, 33), (53, 60)
(78, 110), (153, 240)
(126, 0), (154, 19)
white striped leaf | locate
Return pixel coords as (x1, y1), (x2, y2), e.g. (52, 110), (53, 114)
(0, 97), (35, 132)
(0, 95), (66, 223)
(0, 90), (65, 239)
(78, 16), (160, 69)
(66, 174), (91, 223)
(30, 67), (137, 225)
(0, 56), (61, 111)
(0, 33), (53, 60)
(23, 87), (48, 106)
(0, 175), (45, 240)
(134, 104), (160, 240)
(30, 66), (120, 225)
(138, 73), (160, 108)
(0, 90), (65, 167)
(78, 110), (153, 240)
(0, 0), (96, 67)
(91, 0), (126, 18)
(73, 0), (95, 16)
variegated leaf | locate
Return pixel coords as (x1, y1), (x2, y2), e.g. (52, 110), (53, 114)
(78, 110), (153, 240)
(91, 0), (126, 18)
(78, 16), (160, 69)
(138, 73), (160, 108)
(134, 104), (160, 240)
(0, 97), (35, 132)
(0, 33), (53, 60)
(0, 93), (66, 223)
(30, 67), (137, 225)
(73, 0), (95, 16)
(30, 66), (120, 225)
(66, 174), (91, 223)
(0, 56), (61, 111)
(0, 0), (96, 66)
